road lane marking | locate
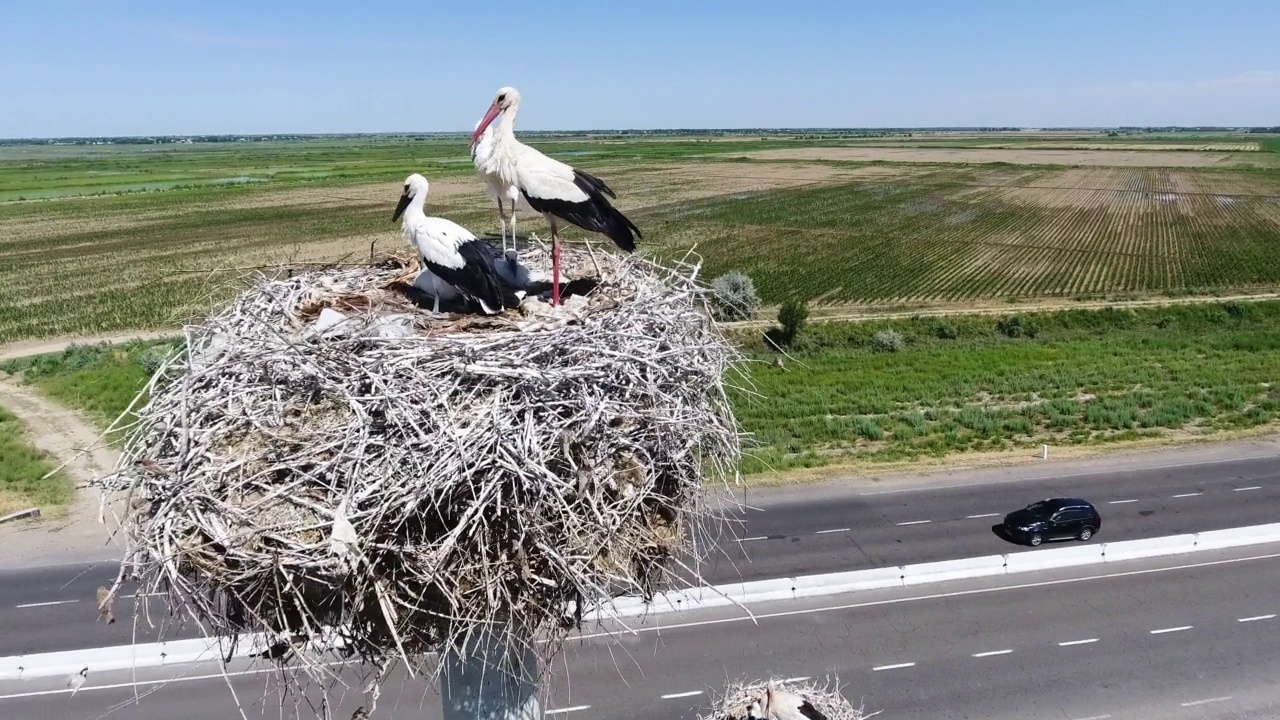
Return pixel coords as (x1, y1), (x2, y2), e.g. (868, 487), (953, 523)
(895, 520), (932, 526)
(971, 649), (1012, 658)
(1057, 638), (1098, 646)
(1181, 696), (1232, 708)
(575, 550), (1280, 640)
(872, 663), (915, 671)
(1150, 625), (1192, 634)
(660, 691), (702, 699)
(547, 706), (591, 714)
(1107, 499), (1138, 504)
(14, 599), (79, 608)
(782, 676), (810, 683)
(0, 666), (281, 700)
(1238, 614), (1276, 622)
(966, 513), (999, 519)
(814, 528), (850, 535)
(735, 536), (769, 543)
(1072, 715), (1112, 720)
(1172, 492), (1203, 498)
(1235, 486), (1262, 492)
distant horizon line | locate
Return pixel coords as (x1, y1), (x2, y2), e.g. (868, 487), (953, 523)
(4, 125), (1279, 144)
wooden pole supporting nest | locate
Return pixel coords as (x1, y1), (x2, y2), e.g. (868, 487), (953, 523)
(98, 246), (748, 715)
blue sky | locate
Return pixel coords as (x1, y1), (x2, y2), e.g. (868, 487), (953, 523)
(2, 0), (1278, 137)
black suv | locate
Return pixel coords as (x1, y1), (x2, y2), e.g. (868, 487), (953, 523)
(1001, 497), (1102, 547)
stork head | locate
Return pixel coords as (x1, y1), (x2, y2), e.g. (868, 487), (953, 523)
(392, 173), (429, 221)
(472, 86), (520, 146)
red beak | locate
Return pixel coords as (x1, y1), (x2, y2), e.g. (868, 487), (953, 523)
(472, 103), (501, 146)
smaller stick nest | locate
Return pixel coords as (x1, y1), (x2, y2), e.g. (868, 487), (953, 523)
(101, 247), (744, 678)
(701, 677), (870, 720)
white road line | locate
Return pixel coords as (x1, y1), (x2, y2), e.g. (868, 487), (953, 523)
(1181, 696), (1232, 708)
(1057, 638), (1099, 647)
(14, 599), (79, 609)
(574, 550), (1280, 641)
(871, 663), (915, 671)
(966, 513), (999, 519)
(1238, 614), (1276, 622)
(547, 706), (591, 714)
(971, 649), (1013, 658)
(814, 528), (850, 535)
(0, 666), (283, 700)
(1235, 486), (1263, 492)
(735, 536), (769, 543)
(1172, 492), (1203, 498)
(895, 520), (932, 526)
(1108, 499), (1139, 504)
(1072, 715), (1112, 720)
(660, 691), (702, 699)
(782, 676), (810, 683)
(1150, 625), (1193, 635)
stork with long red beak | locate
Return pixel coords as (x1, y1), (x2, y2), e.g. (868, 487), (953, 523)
(471, 86), (642, 306)
(472, 117), (533, 269)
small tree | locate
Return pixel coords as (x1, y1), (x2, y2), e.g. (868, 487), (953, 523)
(710, 271), (762, 321)
(777, 299), (810, 344)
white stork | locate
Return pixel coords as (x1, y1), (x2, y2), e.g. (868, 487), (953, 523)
(391, 173), (520, 316)
(746, 684), (829, 720)
(471, 86), (642, 306)
(472, 118), (534, 265)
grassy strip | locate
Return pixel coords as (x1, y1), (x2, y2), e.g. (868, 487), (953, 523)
(0, 406), (73, 514)
(0, 339), (179, 433)
(731, 300), (1280, 474)
(5, 303), (1280, 479)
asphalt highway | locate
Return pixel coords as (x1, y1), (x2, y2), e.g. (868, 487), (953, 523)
(2, 454), (1278, 657)
(4, 545), (1280, 720)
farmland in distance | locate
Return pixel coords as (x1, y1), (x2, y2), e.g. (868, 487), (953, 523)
(3, 133), (1280, 344)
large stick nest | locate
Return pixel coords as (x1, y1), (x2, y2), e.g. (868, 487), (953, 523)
(100, 246), (745, 682)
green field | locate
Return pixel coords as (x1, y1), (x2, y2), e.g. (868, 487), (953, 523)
(4, 132), (1280, 346)
(733, 300), (1280, 474)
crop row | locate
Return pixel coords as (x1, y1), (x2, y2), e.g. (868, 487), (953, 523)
(669, 172), (1280, 303)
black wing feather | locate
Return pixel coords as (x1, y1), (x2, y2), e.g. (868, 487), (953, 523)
(420, 239), (515, 314)
(797, 701), (828, 720)
(522, 170), (642, 253)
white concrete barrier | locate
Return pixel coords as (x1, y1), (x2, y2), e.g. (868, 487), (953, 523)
(1102, 533), (1198, 562)
(1004, 543), (1104, 573)
(794, 566), (904, 597)
(902, 555), (1007, 586)
(1195, 522), (1280, 551)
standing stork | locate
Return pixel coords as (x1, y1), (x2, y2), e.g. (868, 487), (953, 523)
(392, 173), (520, 316)
(471, 86), (642, 306)
(472, 117), (533, 270)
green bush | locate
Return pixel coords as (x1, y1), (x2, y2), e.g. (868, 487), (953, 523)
(933, 320), (958, 339)
(997, 314), (1039, 339)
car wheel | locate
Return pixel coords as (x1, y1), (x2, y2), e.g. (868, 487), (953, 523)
(1029, 532), (1043, 547)
(1078, 526), (1094, 541)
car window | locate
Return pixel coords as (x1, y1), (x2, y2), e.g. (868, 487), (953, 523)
(1027, 501), (1054, 516)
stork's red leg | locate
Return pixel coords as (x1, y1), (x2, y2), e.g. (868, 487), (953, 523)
(551, 235), (562, 307)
